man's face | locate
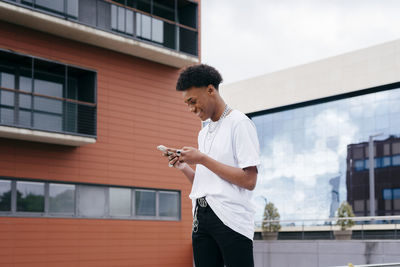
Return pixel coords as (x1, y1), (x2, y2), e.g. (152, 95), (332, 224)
(182, 86), (215, 121)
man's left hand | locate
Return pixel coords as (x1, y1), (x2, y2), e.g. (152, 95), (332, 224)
(179, 147), (205, 165)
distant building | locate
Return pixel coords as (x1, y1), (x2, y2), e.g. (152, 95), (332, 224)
(329, 176), (340, 218)
(0, 0), (200, 266)
(346, 136), (400, 216)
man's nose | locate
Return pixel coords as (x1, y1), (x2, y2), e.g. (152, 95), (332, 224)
(189, 106), (196, 113)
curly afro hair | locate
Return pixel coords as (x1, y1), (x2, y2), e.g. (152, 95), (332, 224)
(176, 64), (223, 91)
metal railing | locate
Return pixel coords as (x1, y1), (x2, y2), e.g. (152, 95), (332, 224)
(0, 87), (96, 137)
(256, 215), (400, 240)
(330, 263), (400, 267)
(2, 0), (198, 57)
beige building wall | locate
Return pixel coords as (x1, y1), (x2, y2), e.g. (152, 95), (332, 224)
(221, 39), (400, 114)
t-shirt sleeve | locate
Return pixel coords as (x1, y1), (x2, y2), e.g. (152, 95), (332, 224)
(233, 119), (261, 169)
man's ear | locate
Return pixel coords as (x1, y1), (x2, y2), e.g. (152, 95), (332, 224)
(207, 85), (216, 95)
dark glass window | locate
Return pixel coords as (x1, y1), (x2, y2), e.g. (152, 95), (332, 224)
(177, 0), (197, 28)
(16, 181), (45, 212)
(136, 0), (151, 13)
(0, 72), (15, 125)
(159, 191), (179, 217)
(0, 49), (96, 137)
(0, 180), (11, 212)
(153, 0), (175, 21)
(135, 190), (156, 216)
(49, 183), (75, 214)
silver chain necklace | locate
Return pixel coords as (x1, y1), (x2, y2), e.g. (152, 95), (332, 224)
(208, 105), (231, 133)
(203, 105), (231, 155)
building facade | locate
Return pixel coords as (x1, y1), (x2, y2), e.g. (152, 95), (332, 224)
(221, 40), (400, 224)
(346, 136), (400, 216)
(0, 0), (200, 266)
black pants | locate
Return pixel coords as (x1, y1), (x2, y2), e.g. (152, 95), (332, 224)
(192, 199), (254, 267)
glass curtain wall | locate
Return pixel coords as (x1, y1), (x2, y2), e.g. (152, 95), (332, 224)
(251, 86), (400, 223)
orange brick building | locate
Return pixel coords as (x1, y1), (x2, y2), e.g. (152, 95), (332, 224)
(0, 0), (200, 266)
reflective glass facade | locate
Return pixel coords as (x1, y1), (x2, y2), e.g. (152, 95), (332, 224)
(251, 85), (400, 223)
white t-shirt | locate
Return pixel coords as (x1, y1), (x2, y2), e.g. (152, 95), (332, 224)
(189, 109), (260, 240)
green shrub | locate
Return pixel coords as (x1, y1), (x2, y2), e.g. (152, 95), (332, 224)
(337, 201), (355, 230)
(262, 202), (281, 232)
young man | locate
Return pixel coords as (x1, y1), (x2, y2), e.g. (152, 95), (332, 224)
(162, 64), (260, 267)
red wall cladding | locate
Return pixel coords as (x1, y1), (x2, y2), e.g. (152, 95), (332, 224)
(0, 21), (199, 266)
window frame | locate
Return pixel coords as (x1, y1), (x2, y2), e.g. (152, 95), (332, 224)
(0, 48), (97, 138)
(0, 177), (180, 221)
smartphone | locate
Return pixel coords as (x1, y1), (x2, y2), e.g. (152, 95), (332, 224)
(157, 145), (173, 155)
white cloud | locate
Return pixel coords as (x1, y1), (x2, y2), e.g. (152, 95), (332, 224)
(253, 108), (359, 222)
(202, 0), (400, 84)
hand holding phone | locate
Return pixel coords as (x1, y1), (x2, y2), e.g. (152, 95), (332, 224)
(157, 145), (172, 155)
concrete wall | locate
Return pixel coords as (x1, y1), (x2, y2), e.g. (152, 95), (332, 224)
(221, 39), (400, 114)
(254, 240), (400, 267)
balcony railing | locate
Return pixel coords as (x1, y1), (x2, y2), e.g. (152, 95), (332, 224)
(2, 0), (198, 57)
(256, 215), (400, 240)
(330, 263), (400, 267)
(0, 86), (96, 138)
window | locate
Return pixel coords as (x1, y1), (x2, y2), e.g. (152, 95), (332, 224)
(153, 0), (175, 21)
(109, 187), (131, 216)
(383, 189), (393, 200)
(0, 49), (96, 137)
(0, 180), (11, 212)
(353, 147), (364, 159)
(0, 178), (180, 220)
(21, 0), (79, 18)
(393, 155), (400, 166)
(393, 142), (400, 154)
(49, 183), (75, 214)
(385, 200), (392, 211)
(375, 158), (382, 168)
(77, 185), (106, 217)
(354, 160), (364, 171)
(16, 181), (45, 212)
(394, 189), (400, 210)
(135, 189), (156, 216)
(382, 156), (391, 167)
(394, 189), (400, 199)
(111, 4), (134, 35)
(353, 200), (364, 212)
(8, 0), (198, 56)
(159, 191), (179, 218)
(384, 143), (390, 156)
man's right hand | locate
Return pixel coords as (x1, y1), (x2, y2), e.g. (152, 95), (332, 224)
(161, 147), (186, 170)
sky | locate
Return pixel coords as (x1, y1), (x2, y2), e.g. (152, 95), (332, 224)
(201, 0), (400, 85)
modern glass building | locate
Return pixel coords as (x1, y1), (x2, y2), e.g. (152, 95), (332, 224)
(250, 84), (400, 222)
(221, 39), (400, 225)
